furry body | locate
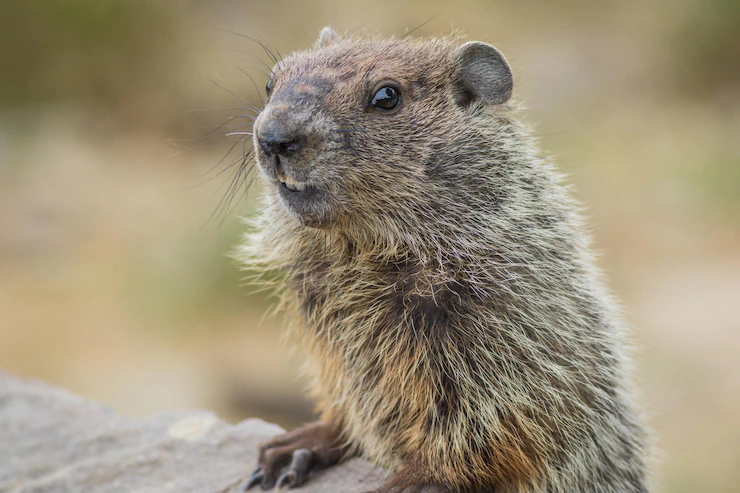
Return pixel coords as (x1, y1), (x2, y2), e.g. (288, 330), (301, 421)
(240, 30), (650, 492)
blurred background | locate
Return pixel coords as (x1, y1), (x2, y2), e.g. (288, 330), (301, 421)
(0, 0), (738, 491)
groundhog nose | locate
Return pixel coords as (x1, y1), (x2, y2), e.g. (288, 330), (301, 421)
(258, 131), (306, 158)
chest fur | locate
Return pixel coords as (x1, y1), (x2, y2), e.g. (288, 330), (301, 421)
(290, 258), (477, 459)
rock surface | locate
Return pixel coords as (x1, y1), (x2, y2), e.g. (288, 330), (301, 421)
(0, 373), (386, 493)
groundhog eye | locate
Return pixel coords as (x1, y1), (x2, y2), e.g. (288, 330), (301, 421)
(370, 86), (400, 111)
(265, 79), (273, 96)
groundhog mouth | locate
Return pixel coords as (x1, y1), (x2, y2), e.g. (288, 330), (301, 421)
(275, 157), (307, 192)
(262, 154), (331, 227)
(280, 174), (306, 193)
(272, 161), (330, 227)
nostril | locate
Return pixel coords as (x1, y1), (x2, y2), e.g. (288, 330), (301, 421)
(259, 134), (306, 157)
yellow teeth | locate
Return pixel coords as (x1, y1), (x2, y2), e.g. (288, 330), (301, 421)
(282, 175), (306, 192)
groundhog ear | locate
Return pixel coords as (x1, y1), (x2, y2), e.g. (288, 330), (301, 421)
(452, 41), (513, 108)
(315, 26), (339, 49)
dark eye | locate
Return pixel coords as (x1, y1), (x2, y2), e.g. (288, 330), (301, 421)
(265, 79), (273, 96)
(370, 86), (400, 111)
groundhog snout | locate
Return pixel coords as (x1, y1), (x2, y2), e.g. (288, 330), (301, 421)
(255, 109), (308, 160)
(257, 130), (306, 159)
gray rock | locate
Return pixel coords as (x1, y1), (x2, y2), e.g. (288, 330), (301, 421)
(0, 372), (386, 493)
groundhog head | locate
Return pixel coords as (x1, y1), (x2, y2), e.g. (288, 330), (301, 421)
(252, 27), (513, 248)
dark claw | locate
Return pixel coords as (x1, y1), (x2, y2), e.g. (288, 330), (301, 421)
(273, 448), (313, 489)
(275, 471), (296, 489)
(242, 466), (263, 490)
(260, 475), (276, 491)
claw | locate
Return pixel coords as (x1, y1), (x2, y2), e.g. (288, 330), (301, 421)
(271, 448), (314, 490)
(242, 466), (263, 490)
(242, 422), (344, 490)
(259, 475), (276, 491)
(275, 471), (296, 490)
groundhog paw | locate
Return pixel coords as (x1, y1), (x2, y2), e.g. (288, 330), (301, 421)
(240, 420), (347, 490)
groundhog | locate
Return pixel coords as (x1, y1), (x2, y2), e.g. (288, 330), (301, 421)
(237, 27), (651, 493)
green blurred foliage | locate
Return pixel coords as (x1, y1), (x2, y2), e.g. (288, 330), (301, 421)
(695, 150), (740, 217)
(121, 217), (248, 333)
(668, 0), (740, 97)
(0, 1), (193, 126)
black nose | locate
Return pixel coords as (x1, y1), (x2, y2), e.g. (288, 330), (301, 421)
(258, 131), (305, 158)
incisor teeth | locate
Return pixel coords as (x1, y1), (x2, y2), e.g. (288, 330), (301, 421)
(282, 175), (306, 192)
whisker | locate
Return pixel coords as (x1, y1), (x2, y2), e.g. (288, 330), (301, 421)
(233, 65), (269, 106)
(201, 138), (252, 178)
(232, 65), (272, 81)
(187, 146), (255, 190)
(207, 77), (253, 108)
(400, 12), (441, 40)
(362, 13), (441, 81)
(207, 155), (256, 225)
(223, 49), (276, 76)
(220, 29), (281, 68)
(240, 198), (280, 219)
(258, 34), (283, 66)
(186, 107), (258, 114)
(169, 138), (251, 151)
(169, 115), (256, 147)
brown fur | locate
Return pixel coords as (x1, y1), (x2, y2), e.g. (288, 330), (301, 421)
(238, 28), (652, 492)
